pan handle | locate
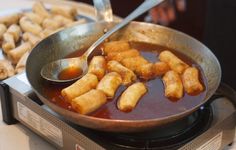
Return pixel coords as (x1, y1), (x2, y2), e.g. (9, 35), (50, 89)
(207, 83), (236, 107)
(93, 0), (113, 22)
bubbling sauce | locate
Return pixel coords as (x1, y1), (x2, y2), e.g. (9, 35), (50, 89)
(42, 42), (207, 120)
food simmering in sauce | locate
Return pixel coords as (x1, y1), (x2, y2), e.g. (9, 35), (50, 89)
(107, 60), (137, 85)
(96, 72), (122, 98)
(61, 73), (98, 103)
(71, 89), (107, 115)
(117, 82), (147, 112)
(42, 41), (206, 120)
(163, 70), (184, 100)
(182, 67), (204, 95)
(87, 56), (106, 80)
(159, 50), (189, 74)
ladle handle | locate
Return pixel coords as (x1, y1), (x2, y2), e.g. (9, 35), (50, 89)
(84, 0), (164, 57)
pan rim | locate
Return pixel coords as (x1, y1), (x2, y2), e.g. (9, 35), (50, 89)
(26, 21), (221, 131)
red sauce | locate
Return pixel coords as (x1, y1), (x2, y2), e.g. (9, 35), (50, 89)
(58, 66), (83, 80)
(42, 42), (207, 120)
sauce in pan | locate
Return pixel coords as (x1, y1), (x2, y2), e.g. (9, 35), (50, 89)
(42, 42), (207, 120)
(58, 66), (83, 80)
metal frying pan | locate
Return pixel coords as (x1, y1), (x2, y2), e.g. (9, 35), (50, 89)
(26, 20), (221, 132)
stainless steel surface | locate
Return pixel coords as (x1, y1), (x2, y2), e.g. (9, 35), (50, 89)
(26, 20), (221, 132)
(93, 0), (113, 22)
(3, 75), (104, 150)
(3, 74), (235, 149)
(40, 0), (164, 83)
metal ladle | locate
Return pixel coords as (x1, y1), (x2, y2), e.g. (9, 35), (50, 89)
(40, 0), (164, 83)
